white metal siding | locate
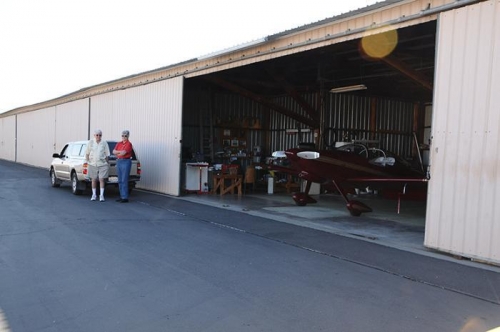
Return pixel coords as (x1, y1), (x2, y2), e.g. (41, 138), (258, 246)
(17, 107), (56, 168)
(91, 77), (184, 195)
(54, 99), (90, 152)
(425, 0), (500, 264)
(0, 116), (16, 161)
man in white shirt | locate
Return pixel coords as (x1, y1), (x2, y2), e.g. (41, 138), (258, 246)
(85, 129), (110, 202)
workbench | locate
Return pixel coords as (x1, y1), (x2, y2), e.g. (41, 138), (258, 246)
(212, 174), (243, 196)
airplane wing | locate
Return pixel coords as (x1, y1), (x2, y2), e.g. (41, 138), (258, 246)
(297, 150), (428, 182)
(345, 177), (429, 183)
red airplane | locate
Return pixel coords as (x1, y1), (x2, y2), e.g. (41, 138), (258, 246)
(269, 143), (429, 216)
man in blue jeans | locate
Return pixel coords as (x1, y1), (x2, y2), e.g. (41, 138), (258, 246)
(113, 130), (133, 203)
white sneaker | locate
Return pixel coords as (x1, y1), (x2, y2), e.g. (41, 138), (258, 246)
(99, 195), (105, 202)
(91, 195), (97, 201)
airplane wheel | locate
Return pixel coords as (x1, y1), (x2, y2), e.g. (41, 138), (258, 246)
(293, 192), (309, 206)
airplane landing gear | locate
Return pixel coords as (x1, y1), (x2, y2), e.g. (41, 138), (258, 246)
(292, 192), (317, 206)
(331, 180), (373, 217)
(347, 200), (373, 216)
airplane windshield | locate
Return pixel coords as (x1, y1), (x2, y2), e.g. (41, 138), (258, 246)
(336, 143), (411, 168)
(336, 143), (372, 158)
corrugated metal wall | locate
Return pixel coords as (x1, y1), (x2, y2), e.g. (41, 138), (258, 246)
(325, 95), (416, 155)
(0, 116), (16, 161)
(324, 94), (416, 157)
(425, 0), (500, 265)
(183, 90), (418, 162)
(4, 78), (184, 196)
(91, 77), (184, 195)
(269, 93), (318, 152)
(2, 99), (91, 164)
(325, 94), (372, 147)
(376, 99), (415, 156)
(17, 107), (56, 168)
(54, 99), (90, 153)
(183, 90), (267, 160)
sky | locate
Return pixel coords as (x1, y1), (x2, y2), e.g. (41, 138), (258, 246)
(0, 0), (380, 114)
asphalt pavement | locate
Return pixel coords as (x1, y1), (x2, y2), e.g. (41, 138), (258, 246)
(1, 159), (499, 332)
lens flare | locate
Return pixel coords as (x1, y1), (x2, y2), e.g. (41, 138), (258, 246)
(360, 25), (398, 59)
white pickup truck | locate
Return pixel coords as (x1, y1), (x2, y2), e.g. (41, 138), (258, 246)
(50, 140), (141, 195)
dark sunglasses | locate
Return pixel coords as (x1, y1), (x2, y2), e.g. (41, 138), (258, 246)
(95, 134), (102, 136)
(121, 135), (128, 137)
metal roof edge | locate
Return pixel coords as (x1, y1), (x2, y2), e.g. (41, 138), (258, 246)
(266, 0), (408, 40)
(74, 57), (199, 93)
(0, 58), (199, 117)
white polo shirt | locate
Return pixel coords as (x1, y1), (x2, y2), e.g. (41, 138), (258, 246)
(85, 139), (110, 167)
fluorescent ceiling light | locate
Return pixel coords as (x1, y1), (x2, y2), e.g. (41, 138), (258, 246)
(329, 84), (367, 93)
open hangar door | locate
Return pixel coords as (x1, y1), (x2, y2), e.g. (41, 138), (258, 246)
(182, 21), (436, 223)
(425, 0), (500, 266)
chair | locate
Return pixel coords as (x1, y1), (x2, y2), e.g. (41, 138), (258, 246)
(244, 165), (256, 192)
(229, 166), (238, 175)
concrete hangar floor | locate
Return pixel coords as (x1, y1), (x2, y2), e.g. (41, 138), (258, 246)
(178, 187), (432, 258)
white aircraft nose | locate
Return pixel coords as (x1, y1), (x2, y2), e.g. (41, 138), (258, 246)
(297, 151), (320, 159)
(271, 151), (287, 158)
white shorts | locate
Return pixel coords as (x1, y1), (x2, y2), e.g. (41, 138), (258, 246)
(88, 164), (109, 180)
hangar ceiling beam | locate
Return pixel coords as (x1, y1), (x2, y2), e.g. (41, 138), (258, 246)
(205, 76), (317, 128)
(380, 55), (433, 91)
(265, 68), (320, 123)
